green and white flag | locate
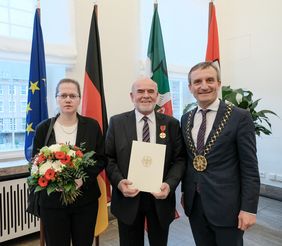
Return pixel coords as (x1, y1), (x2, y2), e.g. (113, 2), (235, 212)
(146, 4), (173, 116)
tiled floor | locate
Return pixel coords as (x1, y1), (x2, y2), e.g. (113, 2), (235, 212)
(2, 196), (282, 246)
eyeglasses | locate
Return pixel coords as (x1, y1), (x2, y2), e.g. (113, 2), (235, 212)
(56, 93), (80, 100)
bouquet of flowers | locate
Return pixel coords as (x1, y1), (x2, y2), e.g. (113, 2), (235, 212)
(27, 143), (96, 205)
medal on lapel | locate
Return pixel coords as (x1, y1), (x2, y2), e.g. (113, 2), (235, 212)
(159, 125), (166, 139)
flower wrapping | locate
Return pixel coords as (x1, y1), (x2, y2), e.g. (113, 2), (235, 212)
(27, 143), (96, 205)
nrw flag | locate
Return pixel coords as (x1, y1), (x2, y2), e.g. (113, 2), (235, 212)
(206, 1), (220, 65)
(82, 4), (109, 236)
(147, 4), (173, 116)
(25, 8), (48, 162)
(146, 3), (179, 220)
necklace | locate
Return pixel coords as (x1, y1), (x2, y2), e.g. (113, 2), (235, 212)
(58, 122), (78, 135)
(185, 103), (233, 171)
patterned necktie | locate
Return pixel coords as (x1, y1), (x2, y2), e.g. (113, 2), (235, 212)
(196, 109), (209, 154)
(142, 116), (150, 142)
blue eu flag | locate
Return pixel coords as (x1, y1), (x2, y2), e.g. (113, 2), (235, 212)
(25, 9), (48, 162)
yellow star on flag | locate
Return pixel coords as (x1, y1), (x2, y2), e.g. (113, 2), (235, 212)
(29, 81), (40, 94)
(26, 123), (35, 135)
(26, 102), (32, 114)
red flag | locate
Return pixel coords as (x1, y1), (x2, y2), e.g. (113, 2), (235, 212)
(205, 1), (220, 64)
(82, 4), (110, 236)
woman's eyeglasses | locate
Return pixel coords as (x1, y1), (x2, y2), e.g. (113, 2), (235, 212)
(56, 94), (80, 100)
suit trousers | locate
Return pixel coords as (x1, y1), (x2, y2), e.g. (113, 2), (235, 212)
(189, 193), (243, 246)
(40, 200), (98, 246)
(118, 192), (169, 246)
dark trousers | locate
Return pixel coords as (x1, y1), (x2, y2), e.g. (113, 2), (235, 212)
(40, 201), (98, 246)
(118, 192), (169, 246)
(189, 193), (244, 246)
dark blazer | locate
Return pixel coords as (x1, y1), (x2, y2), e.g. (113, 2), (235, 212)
(181, 101), (260, 227)
(106, 110), (186, 227)
(32, 113), (106, 208)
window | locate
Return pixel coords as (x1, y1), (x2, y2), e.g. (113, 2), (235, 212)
(21, 117), (26, 131)
(0, 118), (3, 132)
(9, 118), (15, 131)
(0, 0), (34, 39)
(0, 60), (65, 158)
(20, 101), (26, 112)
(21, 85), (27, 95)
(0, 0), (75, 162)
(9, 101), (15, 112)
(169, 72), (195, 120)
(9, 85), (15, 95)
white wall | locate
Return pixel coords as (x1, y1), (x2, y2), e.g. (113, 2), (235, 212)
(217, 0), (282, 187)
(67, 0), (141, 118)
(64, 0), (282, 187)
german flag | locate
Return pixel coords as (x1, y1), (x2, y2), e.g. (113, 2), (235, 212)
(82, 4), (110, 237)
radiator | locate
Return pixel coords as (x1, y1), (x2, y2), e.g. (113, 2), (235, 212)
(0, 177), (40, 242)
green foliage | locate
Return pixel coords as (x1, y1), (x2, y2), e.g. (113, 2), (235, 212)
(222, 86), (278, 136)
(182, 102), (197, 115)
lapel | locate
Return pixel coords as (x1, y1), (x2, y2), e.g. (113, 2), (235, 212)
(183, 107), (197, 146)
(75, 114), (86, 147)
(124, 110), (137, 145)
(155, 112), (167, 145)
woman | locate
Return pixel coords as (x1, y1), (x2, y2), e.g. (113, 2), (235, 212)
(32, 78), (106, 246)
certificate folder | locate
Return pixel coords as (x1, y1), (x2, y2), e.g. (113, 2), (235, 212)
(127, 140), (166, 193)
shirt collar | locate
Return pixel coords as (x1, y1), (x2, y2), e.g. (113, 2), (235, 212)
(135, 109), (155, 123)
(197, 98), (220, 113)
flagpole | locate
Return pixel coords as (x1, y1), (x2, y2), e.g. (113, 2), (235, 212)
(93, 6), (99, 246)
(35, 2), (45, 245)
(208, 1), (213, 30)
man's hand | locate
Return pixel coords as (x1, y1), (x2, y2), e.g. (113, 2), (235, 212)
(238, 210), (256, 231)
(151, 182), (170, 199)
(118, 179), (139, 197)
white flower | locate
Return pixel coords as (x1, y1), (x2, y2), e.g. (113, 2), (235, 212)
(236, 93), (243, 104)
(52, 160), (63, 172)
(48, 144), (62, 152)
(39, 160), (52, 175)
(68, 150), (76, 157)
(31, 165), (39, 175)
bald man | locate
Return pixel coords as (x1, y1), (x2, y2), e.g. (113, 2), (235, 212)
(106, 78), (186, 246)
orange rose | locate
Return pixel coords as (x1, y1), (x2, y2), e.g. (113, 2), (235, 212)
(37, 154), (46, 164)
(44, 168), (55, 181)
(38, 177), (48, 187)
(55, 151), (66, 159)
(61, 155), (71, 164)
(75, 150), (83, 158)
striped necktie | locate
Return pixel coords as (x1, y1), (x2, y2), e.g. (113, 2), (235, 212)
(142, 116), (150, 142)
(196, 109), (210, 154)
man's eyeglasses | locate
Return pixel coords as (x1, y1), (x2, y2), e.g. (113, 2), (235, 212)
(56, 94), (80, 100)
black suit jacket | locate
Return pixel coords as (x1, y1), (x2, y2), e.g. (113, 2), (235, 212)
(181, 101), (260, 227)
(32, 114), (106, 208)
(106, 110), (186, 227)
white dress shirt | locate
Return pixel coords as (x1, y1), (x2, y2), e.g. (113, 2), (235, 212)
(135, 109), (156, 144)
(191, 98), (220, 148)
